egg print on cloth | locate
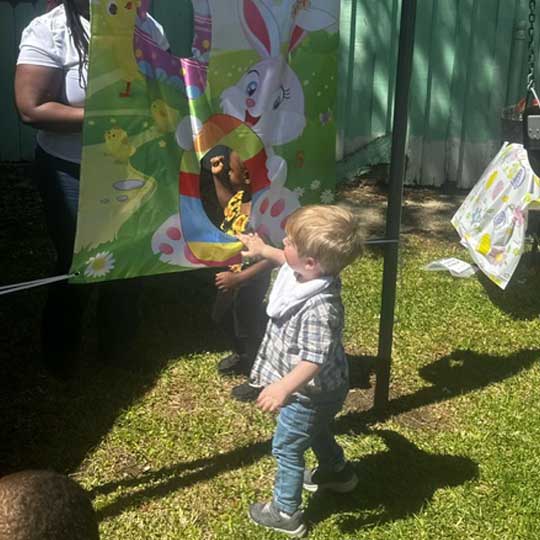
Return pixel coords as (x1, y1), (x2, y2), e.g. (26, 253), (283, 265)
(452, 143), (540, 289)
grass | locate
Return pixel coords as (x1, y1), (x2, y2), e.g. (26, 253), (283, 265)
(1, 172), (540, 538)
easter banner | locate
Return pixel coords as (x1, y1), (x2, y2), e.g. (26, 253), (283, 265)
(71, 0), (340, 283)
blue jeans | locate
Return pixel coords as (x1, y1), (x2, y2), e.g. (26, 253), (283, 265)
(272, 390), (348, 515)
(34, 146), (141, 372)
(34, 146), (90, 372)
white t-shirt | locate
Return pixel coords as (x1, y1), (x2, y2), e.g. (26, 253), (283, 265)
(17, 5), (169, 163)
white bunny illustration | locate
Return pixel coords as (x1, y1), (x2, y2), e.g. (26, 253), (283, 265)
(221, 0), (336, 245)
(221, 0), (334, 181)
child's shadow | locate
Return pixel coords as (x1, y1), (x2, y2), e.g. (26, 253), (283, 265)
(338, 347), (539, 429)
(90, 439), (272, 521)
(305, 429), (478, 533)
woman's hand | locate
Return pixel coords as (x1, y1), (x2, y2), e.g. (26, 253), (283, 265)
(215, 271), (241, 292)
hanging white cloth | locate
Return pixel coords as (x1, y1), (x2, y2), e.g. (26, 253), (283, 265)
(452, 142), (540, 289)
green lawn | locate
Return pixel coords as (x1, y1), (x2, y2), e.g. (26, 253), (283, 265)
(1, 178), (540, 538)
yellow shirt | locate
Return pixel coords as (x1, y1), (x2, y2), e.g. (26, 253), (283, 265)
(220, 190), (250, 272)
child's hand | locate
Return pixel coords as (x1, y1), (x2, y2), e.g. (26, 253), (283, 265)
(237, 232), (266, 259)
(210, 155), (226, 177)
(256, 381), (289, 413)
(215, 271), (240, 292)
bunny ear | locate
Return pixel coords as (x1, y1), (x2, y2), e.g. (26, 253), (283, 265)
(288, 26), (307, 54)
(240, 0), (281, 58)
(295, 6), (336, 31)
(288, 6), (336, 53)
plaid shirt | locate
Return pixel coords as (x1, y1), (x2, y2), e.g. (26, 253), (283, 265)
(250, 275), (349, 402)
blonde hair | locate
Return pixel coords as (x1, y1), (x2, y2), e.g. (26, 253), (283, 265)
(285, 204), (364, 276)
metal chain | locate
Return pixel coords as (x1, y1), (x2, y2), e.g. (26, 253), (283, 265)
(527, 0), (537, 92)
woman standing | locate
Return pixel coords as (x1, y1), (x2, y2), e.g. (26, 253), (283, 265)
(15, 0), (168, 377)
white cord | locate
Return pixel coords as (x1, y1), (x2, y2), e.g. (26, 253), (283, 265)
(532, 87), (540, 105)
(0, 274), (76, 296)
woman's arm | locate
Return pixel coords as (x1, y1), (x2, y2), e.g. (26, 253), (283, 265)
(14, 64), (84, 132)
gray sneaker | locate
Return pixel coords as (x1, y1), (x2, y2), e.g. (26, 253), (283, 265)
(303, 462), (358, 493)
(248, 501), (307, 537)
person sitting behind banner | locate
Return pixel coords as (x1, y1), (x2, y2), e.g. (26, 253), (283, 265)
(209, 151), (273, 399)
(14, 0), (169, 377)
(0, 470), (99, 540)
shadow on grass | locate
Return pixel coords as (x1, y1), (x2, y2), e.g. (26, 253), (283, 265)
(90, 348), (539, 533)
(90, 438), (272, 521)
(347, 354), (376, 390)
(478, 253), (540, 320)
(0, 269), (227, 476)
(305, 429), (478, 533)
(88, 348), (533, 523)
(337, 348), (540, 430)
(89, 428), (477, 531)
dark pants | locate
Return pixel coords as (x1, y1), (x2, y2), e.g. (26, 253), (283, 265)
(34, 146), (141, 374)
(34, 146), (88, 374)
(212, 267), (271, 370)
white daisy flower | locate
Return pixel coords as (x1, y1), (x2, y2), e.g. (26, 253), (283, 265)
(320, 189), (335, 204)
(293, 187), (305, 198)
(84, 251), (115, 278)
(310, 179), (321, 190)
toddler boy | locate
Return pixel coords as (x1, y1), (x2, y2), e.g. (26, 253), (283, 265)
(237, 204), (364, 537)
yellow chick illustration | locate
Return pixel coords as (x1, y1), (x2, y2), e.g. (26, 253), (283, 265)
(104, 128), (136, 162)
(101, 0), (142, 97)
(150, 99), (179, 133)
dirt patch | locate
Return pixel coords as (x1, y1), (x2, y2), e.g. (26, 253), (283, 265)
(338, 181), (466, 242)
(344, 384), (450, 432)
(343, 355), (448, 432)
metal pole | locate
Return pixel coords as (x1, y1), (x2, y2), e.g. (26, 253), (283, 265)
(374, 0), (417, 409)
